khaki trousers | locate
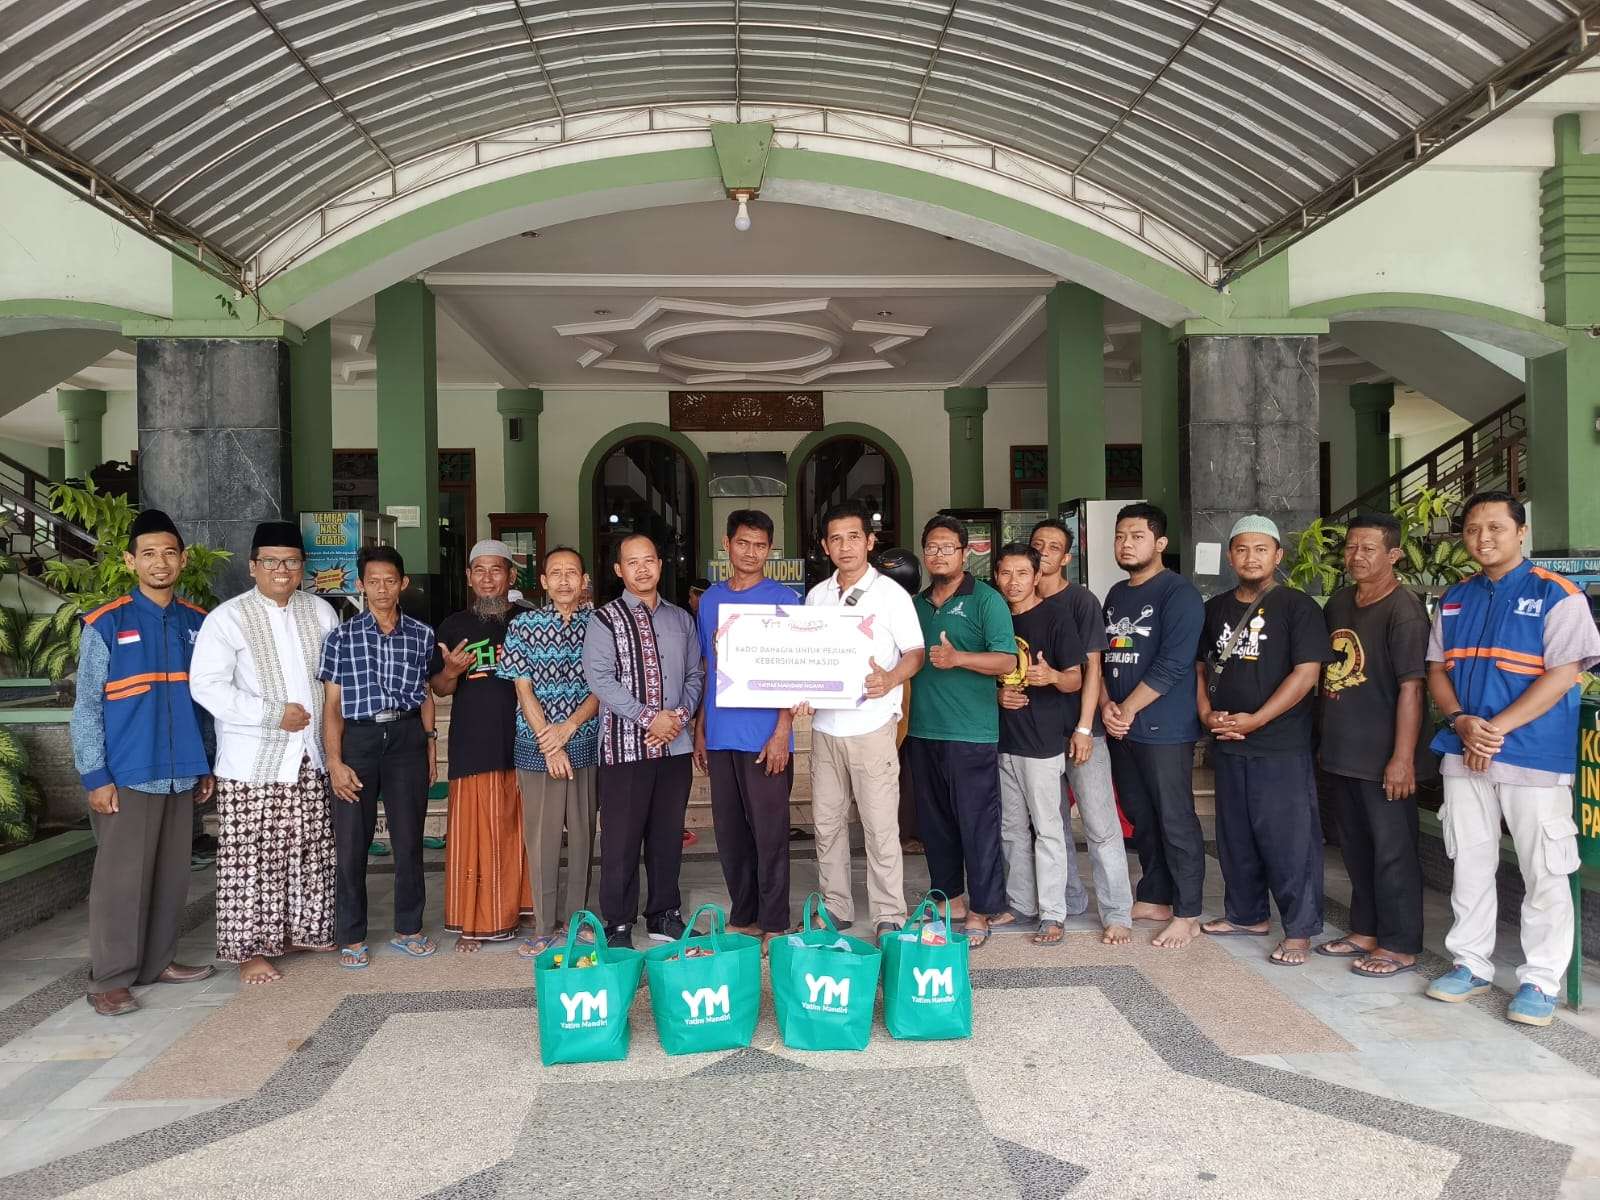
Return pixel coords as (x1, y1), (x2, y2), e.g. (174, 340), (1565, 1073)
(518, 766), (597, 937)
(811, 719), (906, 927)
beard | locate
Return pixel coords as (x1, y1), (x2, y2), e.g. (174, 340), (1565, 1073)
(470, 593), (511, 622)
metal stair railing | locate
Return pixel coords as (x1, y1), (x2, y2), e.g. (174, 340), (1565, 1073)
(0, 452), (96, 566)
(1325, 395), (1526, 525)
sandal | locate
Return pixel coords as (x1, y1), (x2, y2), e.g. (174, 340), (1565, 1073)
(339, 944), (370, 970)
(1269, 940), (1308, 967)
(1351, 956), (1419, 979)
(1201, 919), (1270, 938)
(963, 924), (991, 949)
(518, 934), (559, 959)
(1031, 921), (1065, 946)
(1313, 937), (1374, 958)
(389, 933), (437, 958)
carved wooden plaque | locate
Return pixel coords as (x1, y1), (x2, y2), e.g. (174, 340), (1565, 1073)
(669, 391), (824, 431)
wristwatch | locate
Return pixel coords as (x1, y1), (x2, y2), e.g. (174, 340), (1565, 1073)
(424, 728), (438, 740)
(1442, 710), (1465, 733)
(1074, 726), (1093, 737)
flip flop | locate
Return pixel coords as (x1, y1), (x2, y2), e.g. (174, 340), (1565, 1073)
(1031, 921), (1065, 946)
(339, 944), (370, 970)
(389, 933), (437, 958)
(517, 934), (559, 959)
(1269, 941), (1309, 967)
(1314, 938), (1373, 958)
(963, 925), (991, 949)
(1201, 920), (1270, 938)
(1351, 957), (1420, 979)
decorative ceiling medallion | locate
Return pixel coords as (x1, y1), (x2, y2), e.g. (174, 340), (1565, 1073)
(553, 297), (930, 385)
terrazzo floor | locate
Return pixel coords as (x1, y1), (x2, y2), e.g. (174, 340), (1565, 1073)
(3, 825), (1600, 1199)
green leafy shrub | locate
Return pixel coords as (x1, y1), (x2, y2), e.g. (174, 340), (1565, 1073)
(1286, 487), (1475, 598)
(0, 726), (40, 848)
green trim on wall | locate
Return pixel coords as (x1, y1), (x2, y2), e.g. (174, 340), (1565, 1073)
(260, 147), (1224, 324)
(1290, 292), (1565, 356)
(1176, 317), (1329, 338)
(0, 830), (96, 887)
(579, 423), (713, 581)
(0, 299), (161, 332)
(782, 422), (915, 557)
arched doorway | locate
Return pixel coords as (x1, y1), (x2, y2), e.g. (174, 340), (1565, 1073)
(795, 434), (902, 591)
(592, 436), (700, 607)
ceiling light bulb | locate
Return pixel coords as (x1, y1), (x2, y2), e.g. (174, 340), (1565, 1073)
(734, 197), (751, 232)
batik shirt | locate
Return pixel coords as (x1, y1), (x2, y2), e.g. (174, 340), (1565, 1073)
(497, 604), (599, 773)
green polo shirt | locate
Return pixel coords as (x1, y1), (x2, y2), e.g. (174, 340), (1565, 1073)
(910, 573), (1016, 744)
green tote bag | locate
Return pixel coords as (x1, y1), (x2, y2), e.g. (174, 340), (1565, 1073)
(643, 903), (763, 1056)
(881, 890), (973, 1041)
(769, 893), (882, 1051)
(534, 910), (644, 1066)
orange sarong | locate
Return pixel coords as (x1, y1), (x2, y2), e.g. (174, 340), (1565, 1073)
(443, 769), (534, 940)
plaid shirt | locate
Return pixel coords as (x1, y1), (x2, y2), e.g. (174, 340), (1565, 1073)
(316, 610), (435, 719)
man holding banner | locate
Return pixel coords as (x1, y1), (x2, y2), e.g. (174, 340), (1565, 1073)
(694, 510), (797, 947)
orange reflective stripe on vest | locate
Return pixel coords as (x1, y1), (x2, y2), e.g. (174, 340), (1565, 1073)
(104, 670), (189, 695)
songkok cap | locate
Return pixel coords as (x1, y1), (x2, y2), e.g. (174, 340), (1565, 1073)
(468, 538), (515, 567)
(129, 508), (183, 549)
(251, 520), (305, 554)
(1228, 514), (1281, 545)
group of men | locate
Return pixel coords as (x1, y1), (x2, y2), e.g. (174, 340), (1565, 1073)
(73, 488), (1599, 1030)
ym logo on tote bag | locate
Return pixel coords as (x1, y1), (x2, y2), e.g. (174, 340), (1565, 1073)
(681, 985), (731, 1024)
(913, 966), (955, 1002)
(558, 990), (608, 1027)
(804, 973), (851, 1011)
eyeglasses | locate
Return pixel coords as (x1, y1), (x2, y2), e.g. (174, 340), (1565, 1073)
(924, 544), (963, 559)
(255, 556), (304, 571)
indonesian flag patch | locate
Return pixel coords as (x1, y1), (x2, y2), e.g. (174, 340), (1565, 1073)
(1440, 602), (1462, 617)
(116, 629), (141, 644)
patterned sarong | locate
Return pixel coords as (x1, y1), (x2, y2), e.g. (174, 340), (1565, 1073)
(214, 757), (335, 961)
(443, 768), (534, 940)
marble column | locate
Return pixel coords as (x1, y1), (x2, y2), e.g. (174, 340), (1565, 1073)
(1179, 336), (1319, 592)
(942, 387), (987, 509)
(56, 389), (107, 482)
(497, 388), (543, 512)
(137, 339), (291, 598)
(1349, 381), (1395, 503)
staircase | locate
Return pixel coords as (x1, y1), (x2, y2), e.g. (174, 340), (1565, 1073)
(0, 452), (95, 568)
(1325, 396), (1526, 526)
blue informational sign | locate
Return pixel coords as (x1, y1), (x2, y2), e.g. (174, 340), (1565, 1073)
(301, 511), (362, 595)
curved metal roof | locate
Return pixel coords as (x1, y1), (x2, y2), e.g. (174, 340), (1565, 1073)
(0, 0), (1594, 286)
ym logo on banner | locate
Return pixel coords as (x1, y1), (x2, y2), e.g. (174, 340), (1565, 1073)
(557, 990), (608, 1028)
(804, 973), (851, 1012)
(912, 966), (955, 1003)
(681, 985), (731, 1024)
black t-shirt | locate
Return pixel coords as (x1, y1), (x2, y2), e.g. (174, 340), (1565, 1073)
(428, 607), (527, 779)
(998, 600), (1087, 759)
(1199, 587), (1333, 758)
(1319, 584), (1432, 782)
(1045, 582), (1108, 737)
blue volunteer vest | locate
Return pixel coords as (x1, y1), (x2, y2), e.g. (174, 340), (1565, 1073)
(80, 589), (211, 790)
(1428, 559), (1584, 775)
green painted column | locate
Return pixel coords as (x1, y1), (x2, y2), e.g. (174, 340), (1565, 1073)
(46, 447), (64, 483)
(942, 387), (987, 509)
(1349, 381), (1395, 502)
(56, 389), (107, 482)
(289, 321), (333, 512)
(497, 388), (544, 512)
(1139, 319), (1179, 531)
(1045, 283), (1105, 508)
(375, 281), (441, 603)
(1530, 113), (1600, 553)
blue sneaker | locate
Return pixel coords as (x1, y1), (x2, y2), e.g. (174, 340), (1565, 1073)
(1426, 965), (1492, 1003)
(1506, 983), (1557, 1027)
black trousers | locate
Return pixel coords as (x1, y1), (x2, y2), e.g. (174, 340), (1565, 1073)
(1213, 751), (1324, 939)
(1107, 738), (1205, 918)
(1332, 772), (1423, 954)
(598, 755), (692, 927)
(906, 737), (1006, 915)
(708, 749), (794, 931)
(334, 717), (428, 945)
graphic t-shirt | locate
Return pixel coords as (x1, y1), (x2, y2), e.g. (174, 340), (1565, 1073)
(429, 607), (526, 779)
(697, 576), (798, 753)
(1045, 582), (1107, 737)
(1320, 584), (1431, 783)
(1101, 571), (1205, 744)
(999, 600), (1087, 759)
(1200, 587), (1334, 758)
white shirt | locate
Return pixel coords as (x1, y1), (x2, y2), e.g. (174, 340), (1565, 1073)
(190, 590), (340, 784)
(803, 566), (925, 738)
